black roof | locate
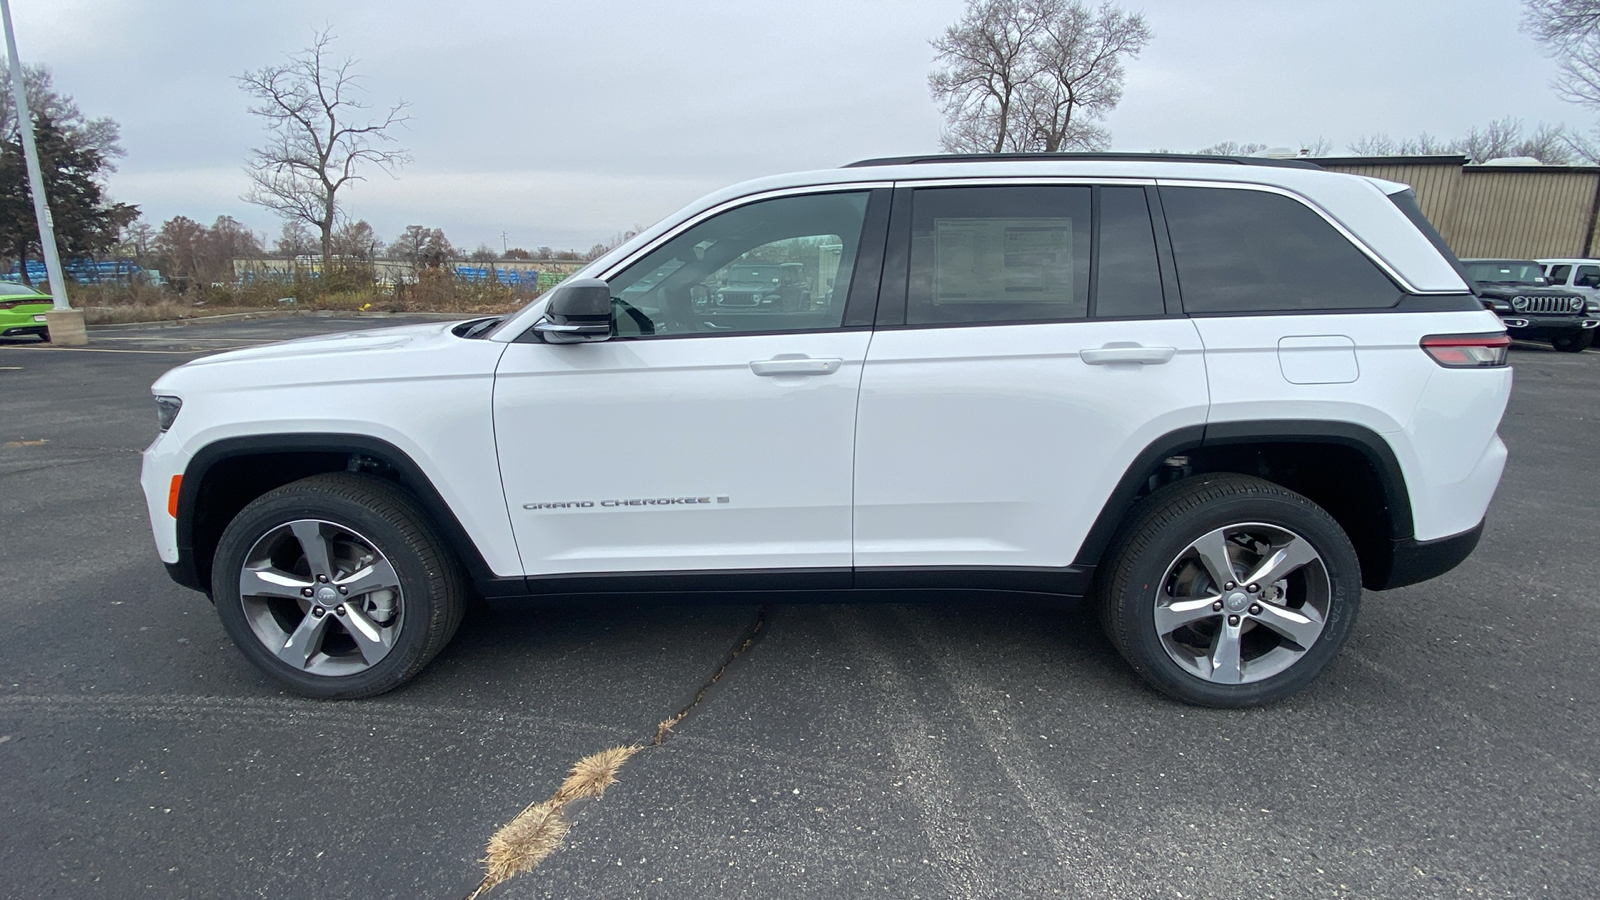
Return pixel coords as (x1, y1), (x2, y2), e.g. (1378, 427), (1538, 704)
(842, 152), (1323, 170)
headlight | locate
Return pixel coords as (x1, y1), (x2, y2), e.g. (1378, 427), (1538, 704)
(1511, 296), (1528, 310)
(155, 395), (182, 432)
(1572, 297), (1585, 311)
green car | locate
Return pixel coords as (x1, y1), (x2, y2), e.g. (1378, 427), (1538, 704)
(0, 282), (53, 341)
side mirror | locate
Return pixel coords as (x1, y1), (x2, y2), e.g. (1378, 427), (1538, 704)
(534, 278), (611, 343)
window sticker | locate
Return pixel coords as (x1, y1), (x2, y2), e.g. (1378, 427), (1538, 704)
(933, 217), (1075, 303)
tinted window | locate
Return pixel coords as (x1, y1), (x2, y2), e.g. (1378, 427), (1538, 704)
(1096, 186), (1165, 318)
(1576, 265), (1600, 287)
(1464, 260), (1545, 285)
(1162, 186), (1400, 312)
(1549, 264), (1573, 284)
(606, 191), (869, 337)
(907, 186), (1090, 325)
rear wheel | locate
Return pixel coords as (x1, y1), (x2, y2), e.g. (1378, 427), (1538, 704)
(211, 473), (466, 699)
(1097, 475), (1362, 708)
(1551, 331), (1593, 352)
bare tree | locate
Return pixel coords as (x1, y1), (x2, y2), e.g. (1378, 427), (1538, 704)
(1194, 141), (1269, 157)
(929, 0), (1042, 152)
(388, 225), (454, 271)
(274, 220), (316, 258)
(239, 29), (410, 272)
(1524, 0), (1600, 48)
(1349, 119), (1575, 163)
(929, 0), (1150, 153)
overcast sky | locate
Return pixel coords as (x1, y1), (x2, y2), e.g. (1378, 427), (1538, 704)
(11, 0), (1587, 252)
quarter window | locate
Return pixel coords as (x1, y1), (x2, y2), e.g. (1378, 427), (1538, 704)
(605, 191), (869, 337)
(906, 186), (1090, 325)
(1161, 186), (1401, 313)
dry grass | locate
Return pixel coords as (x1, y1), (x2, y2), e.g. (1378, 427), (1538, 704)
(467, 744), (640, 899)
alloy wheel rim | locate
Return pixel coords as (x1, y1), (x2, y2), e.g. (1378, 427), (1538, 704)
(1152, 522), (1331, 685)
(238, 519), (404, 677)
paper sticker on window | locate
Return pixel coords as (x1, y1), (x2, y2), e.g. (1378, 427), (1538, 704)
(933, 217), (1075, 304)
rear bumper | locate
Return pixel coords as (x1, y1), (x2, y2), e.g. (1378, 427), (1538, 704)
(1372, 518), (1484, 590)
(1, 324), (47, 337)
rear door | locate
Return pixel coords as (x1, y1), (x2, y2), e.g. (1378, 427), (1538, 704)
(851, 182), (1210, 580)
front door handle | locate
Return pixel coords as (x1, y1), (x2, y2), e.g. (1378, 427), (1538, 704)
(750, 357), (843, 377)
(1080, 344), (1176, 365)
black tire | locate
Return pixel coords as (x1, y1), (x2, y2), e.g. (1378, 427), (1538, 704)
(1551, 331), (1593, 352)
(211, 472), (466, 699)
(38, 329), (50, 343)
(1096, 474), (1362, 708)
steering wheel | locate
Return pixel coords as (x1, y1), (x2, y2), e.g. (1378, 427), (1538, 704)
(611, 296), (654, 335)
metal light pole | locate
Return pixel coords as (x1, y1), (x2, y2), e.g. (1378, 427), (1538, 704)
(1, 0), (84, 343)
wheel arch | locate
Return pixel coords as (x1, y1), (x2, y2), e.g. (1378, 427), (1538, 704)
(1073, 421), (1415, 591)
(173, 433), (506, 598)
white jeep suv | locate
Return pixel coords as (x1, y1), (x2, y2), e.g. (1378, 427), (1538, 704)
(141, 153), (1511, 707)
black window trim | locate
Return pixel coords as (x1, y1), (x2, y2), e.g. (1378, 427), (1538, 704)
(561, 185), (893, 343)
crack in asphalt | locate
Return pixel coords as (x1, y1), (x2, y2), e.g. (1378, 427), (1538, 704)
(459, 606), (768, 898)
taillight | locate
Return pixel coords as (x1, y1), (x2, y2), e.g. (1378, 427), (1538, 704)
(1420, 332), (1511, 368)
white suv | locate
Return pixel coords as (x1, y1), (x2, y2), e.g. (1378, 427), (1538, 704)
(141, 154), (1511, 707)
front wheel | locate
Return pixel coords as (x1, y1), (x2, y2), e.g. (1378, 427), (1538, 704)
(211, 473), (466, 699)
(1097, 475), (1362, 708)
(1551, 331), (1593, 352)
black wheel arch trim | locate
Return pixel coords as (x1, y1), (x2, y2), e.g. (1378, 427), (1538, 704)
(171, 433), (524, 599)
(1070, 419), (1416, 570)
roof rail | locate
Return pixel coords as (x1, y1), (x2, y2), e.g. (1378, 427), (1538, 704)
(842, 152), (1323, 170)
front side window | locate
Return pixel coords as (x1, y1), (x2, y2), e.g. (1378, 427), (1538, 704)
(1576, 264), (1600, 287)
(605, 191), (869, 338)
(1162, 186), (1401, 313)
(1548, 264), (1573, 285)
(907, 186), (1090, 325)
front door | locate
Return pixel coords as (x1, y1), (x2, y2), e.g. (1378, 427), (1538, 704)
(493, 189), (886, 578)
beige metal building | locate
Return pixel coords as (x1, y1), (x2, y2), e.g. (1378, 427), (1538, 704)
(1315, 155), (1600, 259)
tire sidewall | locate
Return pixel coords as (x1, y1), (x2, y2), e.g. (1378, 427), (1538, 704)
(1114, 488), (1362, 708)
(211, 485), (445, 699)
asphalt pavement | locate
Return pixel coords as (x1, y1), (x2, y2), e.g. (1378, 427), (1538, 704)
(1, 317), (1596, 899)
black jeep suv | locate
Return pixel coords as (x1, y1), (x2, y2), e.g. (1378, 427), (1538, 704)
(1463, 258), (1595, 352)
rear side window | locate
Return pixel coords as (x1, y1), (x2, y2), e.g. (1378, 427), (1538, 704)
(1549, 264), (1573, 285)
(907, 186), (1090, 325)
(1096, 186), (1165, 318)
(1577, 265), (1600, 288)
(1162, 186), (1401, 313)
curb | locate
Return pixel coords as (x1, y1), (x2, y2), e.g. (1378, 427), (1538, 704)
(86, 309), (474, 331)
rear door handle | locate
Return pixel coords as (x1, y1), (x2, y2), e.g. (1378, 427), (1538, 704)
(749, 357), (843, 377)
(1080, 344), (1176, 365)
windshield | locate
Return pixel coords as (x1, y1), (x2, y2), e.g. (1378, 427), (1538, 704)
(1464, 261), (1546, 285)
(725, 265), (783, 285)
(0, 282), (47, 297)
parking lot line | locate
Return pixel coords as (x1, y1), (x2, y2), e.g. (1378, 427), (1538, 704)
(0, 345), (218, 355)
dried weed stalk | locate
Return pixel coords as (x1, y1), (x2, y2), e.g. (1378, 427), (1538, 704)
(465, 744), (639, 900)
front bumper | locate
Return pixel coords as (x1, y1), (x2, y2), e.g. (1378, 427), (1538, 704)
(1499, 314), (1594, 338)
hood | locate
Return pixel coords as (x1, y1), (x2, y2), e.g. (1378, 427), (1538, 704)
(150, 319), (498, 396)
(1473, 284), (1580, 300)
(174, 320), (460, 368)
